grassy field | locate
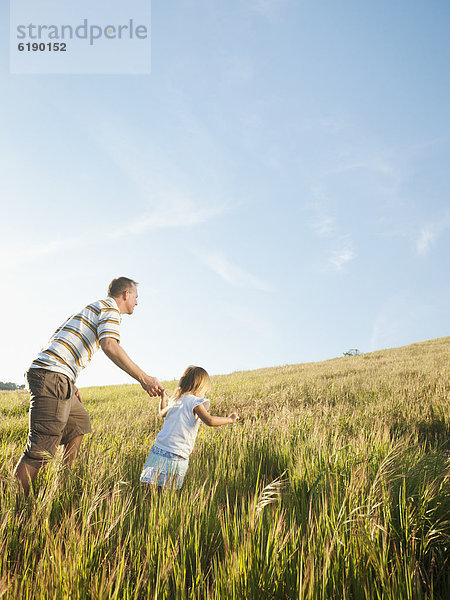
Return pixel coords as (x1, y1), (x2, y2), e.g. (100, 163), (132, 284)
(0, 337), (449, 599)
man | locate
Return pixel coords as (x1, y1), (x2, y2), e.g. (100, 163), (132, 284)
(14, 276), (164, 496)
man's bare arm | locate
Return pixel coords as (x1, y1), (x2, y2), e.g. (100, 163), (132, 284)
(99, 338), (163, 397)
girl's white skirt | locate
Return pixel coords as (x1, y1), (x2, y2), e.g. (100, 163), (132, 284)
(140, 445), (189, 489)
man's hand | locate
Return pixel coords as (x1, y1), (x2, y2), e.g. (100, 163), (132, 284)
(75, 386), (82, 404)
(140, 374), (164, 398)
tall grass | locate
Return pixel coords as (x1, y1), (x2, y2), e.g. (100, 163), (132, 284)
(0, 337), (449, 599)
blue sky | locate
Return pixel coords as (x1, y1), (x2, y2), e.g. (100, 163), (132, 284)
(1, 0), (449, 387)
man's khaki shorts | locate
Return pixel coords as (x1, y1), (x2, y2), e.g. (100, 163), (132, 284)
(22, 368), (92, 468)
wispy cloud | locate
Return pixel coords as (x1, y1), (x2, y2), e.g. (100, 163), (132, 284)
(54, 98), (233, 240)
(110, 197), (226, 238)
(310, 214), (335, 237)
(196, 250), (273, 291)
(307, 186), (356, 271)
(327, 156), (399, 180)
(416, 226), (435, 256)
(330, 244), (356, 271)
(0, 240), (68, 271)
(415, 213), (450, 256)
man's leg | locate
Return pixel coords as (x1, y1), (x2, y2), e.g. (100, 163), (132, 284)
(62, 434), (83, 466)
(60, 389), (91, 468)
(14, 457), (39, 497)
(17, 370), (71, 495)
(15, 433), (83, 495)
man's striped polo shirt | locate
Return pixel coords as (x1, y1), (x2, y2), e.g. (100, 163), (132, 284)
(30, 297), (122, 382)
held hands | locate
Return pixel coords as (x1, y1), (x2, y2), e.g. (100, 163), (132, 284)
(140, 374), (165, 398)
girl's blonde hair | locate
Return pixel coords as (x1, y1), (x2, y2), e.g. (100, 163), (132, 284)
(172, 366), (210, 401)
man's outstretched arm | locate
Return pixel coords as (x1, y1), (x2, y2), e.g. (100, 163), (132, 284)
(100, 338), (164, 397)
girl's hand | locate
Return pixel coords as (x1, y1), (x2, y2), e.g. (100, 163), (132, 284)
(228, 412), (239, 422)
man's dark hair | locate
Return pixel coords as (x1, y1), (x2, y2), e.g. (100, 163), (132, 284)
(107, 277), (138, 298)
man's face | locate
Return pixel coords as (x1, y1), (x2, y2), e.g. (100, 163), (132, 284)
(124, 285), (138, 315)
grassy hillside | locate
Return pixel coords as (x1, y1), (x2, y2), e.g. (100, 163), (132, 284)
(0, 337), (449, 599)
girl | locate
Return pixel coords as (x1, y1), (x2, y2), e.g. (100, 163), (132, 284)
(140, 366), (239, 489)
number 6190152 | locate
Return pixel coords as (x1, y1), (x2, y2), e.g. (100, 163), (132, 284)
(18, 42), (67, 51)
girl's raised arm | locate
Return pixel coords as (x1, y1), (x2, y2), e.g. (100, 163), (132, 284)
(159, 391), (170, 418)
(193, 403), (239, 427)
